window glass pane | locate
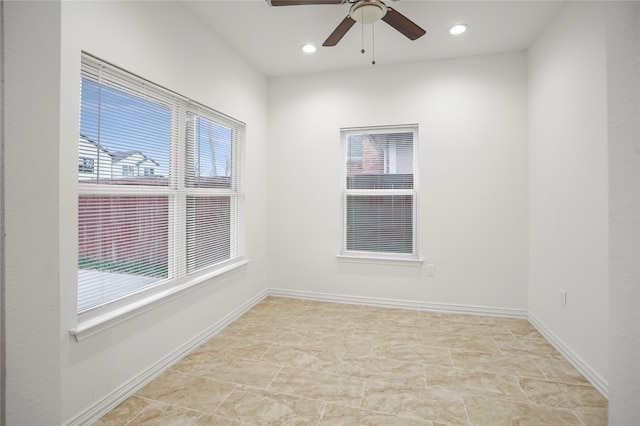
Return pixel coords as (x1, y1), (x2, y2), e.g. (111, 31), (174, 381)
(186, 113), (234, 189)
(346, 132), (413, 189)
(78, 195), (169, 311)
(346, 194), (414, 254)
(79, 76), (171, 186)
(187, 196), (231, 273)
(347, 134), (363, 158)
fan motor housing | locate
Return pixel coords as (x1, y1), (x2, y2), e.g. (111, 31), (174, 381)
(349, 0), (388, 24)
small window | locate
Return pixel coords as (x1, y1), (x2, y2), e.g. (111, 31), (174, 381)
(79, 157), (94, 174)
(143, 167), (155, 176)
(122, 165), (135, 176)
(341, 126), (418, 258)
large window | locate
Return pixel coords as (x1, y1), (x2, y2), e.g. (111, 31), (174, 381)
(78, 54), (244, 315)
(341, 126), (418, 259)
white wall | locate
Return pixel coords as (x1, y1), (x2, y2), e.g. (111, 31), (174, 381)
(268, 53), (529, 311)
(5, 1), (270, 424)
(3, 1), (63, 424)
(528, 1), (609, 392)
(606, 1), (640, 423)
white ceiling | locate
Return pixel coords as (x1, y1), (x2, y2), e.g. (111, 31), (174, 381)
(181, 0), (566, 77)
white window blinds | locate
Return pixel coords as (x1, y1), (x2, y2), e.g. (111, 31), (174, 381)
(185, 109), (244, 274)
(342, 127), (418, 258)
(78, 54), (244, 313)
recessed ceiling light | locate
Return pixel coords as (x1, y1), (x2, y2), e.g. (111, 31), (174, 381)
(301, 44), (317, 54)
(448, 24), (469, 35)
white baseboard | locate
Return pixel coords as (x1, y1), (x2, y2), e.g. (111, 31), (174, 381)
(528, 313), (608, 398)
(268, 288), (528, 319)
(64, 288), (269, 426)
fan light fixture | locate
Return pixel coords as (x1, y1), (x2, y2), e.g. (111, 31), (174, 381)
(349, 0), (387, 24)
(448, 24), (469, 35)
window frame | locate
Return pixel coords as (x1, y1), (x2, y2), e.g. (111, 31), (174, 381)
(72, 54), (247, 340)
(339, 125), (421, 264)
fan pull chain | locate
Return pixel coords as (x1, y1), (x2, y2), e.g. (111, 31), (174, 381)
(372, 23), (376, 65)
(361, 9), (365, 54)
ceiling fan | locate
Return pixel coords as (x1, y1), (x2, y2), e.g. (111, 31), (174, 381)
(267, 0), (426, 47)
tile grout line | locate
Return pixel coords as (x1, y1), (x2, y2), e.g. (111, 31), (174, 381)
(210, 383), (239, 418)
(136, 397), (235, 423)
(447, 347), (454, 368)
(572, 408), (587, 426)
(421, 363), (428, 389)
(315, 401), (329, 426)
(120, 396), (157, 426)
(358, 378), (367, 410)
(461, 394), (473, 426)
(264, 365), (285, 391)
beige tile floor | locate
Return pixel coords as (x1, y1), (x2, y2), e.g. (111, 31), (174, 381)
(94, 296), (608, 425)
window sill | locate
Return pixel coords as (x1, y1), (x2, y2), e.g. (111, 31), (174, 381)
(70, 259), (249, 342)
(336, 254), (423, 266)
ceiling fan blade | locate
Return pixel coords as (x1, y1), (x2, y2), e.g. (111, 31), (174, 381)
(322, 15), (356, 46)
(269, 0), (343, 6)
(381, 7), (426, 40)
